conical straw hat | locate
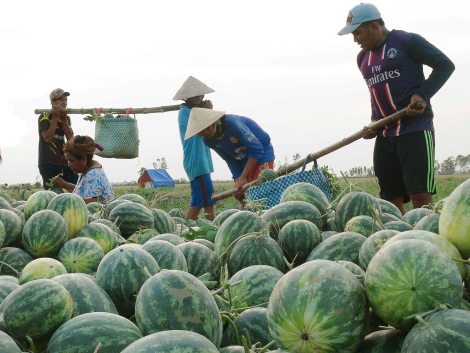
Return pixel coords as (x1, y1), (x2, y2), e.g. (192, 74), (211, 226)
(185, 108), (225, 140)
(173, 76), (215, 101)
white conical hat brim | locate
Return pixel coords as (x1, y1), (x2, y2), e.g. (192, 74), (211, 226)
(173, 76), (215, 101)
(184, 108), (225, 140)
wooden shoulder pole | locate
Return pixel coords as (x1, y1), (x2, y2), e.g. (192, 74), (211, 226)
(34, 104), (181, 115)
(211, 108), (409, 202)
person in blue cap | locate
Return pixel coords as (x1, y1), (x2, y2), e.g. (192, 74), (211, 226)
(338, 3), (455, 214)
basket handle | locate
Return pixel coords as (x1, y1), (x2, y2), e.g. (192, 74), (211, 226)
(301, 158), (318, 171)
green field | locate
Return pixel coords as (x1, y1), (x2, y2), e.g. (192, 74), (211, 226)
(111, 174), (469, 214)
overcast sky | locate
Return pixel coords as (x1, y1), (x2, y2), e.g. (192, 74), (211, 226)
(0, 0), (468, 185)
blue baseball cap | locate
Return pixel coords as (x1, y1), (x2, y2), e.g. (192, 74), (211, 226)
(338, 3), (382, 35)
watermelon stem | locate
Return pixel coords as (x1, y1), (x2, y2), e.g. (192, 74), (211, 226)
(257, 340), (277, 352)
(222, 313), (241, 345)
(0, 261), (19, 276)
(26, 336), (37, 353)
(93, 343), (102, 353)
(452, 258), (470, 264)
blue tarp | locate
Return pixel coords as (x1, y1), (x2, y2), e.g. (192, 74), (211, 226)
(145, 169), (175, 188)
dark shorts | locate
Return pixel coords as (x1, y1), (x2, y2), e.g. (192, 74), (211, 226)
(39, 164), (78, 190)
(190, 174), (215, 208)
(374, 130), (436, 203)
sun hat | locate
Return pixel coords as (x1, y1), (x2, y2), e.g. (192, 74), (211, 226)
(184, 108), (225, 140)
(49, 88), (70, 101)
(338, 3), (382, 35)
(173, 76), (215, 101)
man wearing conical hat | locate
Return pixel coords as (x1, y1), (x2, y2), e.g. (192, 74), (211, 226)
(174, 76), (216, 220)
(185, 108), (275, 206)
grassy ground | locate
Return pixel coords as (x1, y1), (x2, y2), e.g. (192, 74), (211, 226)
(3, 174), (468, 214)
(112, 174), (469, 213)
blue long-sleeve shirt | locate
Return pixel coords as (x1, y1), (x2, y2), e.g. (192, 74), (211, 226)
(204, 114), (275, 180)
(178, 105), (214, 180)
(357, 29), (455, 136)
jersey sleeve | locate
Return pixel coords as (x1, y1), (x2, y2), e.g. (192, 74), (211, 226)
(407, 34), (455, 100)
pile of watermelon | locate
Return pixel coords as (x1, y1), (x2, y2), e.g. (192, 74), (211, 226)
(0, 178), (469, 353)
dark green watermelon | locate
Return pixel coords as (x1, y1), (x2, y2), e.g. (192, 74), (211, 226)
(358, 230), (399, 270)
(96, 244), (160, 317)
(356, 329), (405, 353)
(108, 202), (154, 238)
(135, 270), (223, 346)
(307, 231), (367, 265)
(401, 309), (470, 353)
(227, 233), (286, 275)
(47, 312), (142, 353)
(58, 237), (104, 274)
(278, 219), (321, 265)
(334, 192), (381, 232)
(120, 330), (220, 353)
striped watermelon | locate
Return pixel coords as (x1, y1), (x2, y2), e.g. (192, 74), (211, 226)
(227, 233), (286, 275)
(120, 330), (220, 353)
(142, 239), (188, 271)
(149, 233), (185, 245)
(52, 273), (117, 316)
(177, 242), (219, 279)
(376, 198), (402, 219)
(192, 238), (215, 250)
(21, 209), (69, 257)
(118, 193), (148, 206)
(78, 222), (119, 253)
(344, 215), (382, 237)
(169, 208), (185, 218)
(384, 220), (413, 232)
(2, 279), (73, 340)
(214, 211), (265, 261)
(413, 212), (440, 233)
(227, 265), (284, 310)
(221, 307), (274, 347)
(267, 260), (367, 353)
(90, 218), (121, 235)
(336, 260), (366, 285)
(47, 193), (88, 238)
(401, 309), (470, 353)
(108, 202), (154, 238)
(47, 312), (142, 353)
(0, 331), (22, 353)
(128, 228), (160, 245)
(307, 231), (367, 265)
(0, 196), (13, 211)
(321, 230), (338, 241)
(383, 230), (467, 279)
(356, 329), (405, 353)
(278, 219), (321, 265)
(19, 257), (67, 284)
(365, 239), (463, 330)
(213, 209), (240, 227)
(0, 209), (23, 246)
(280, 182), (330, 221)
(58, 237), (104, 273)
(150, 208), (176, 234)
(0, 280), (19, 305)
(401, 208), (429, 227)
(358, 230), (399, 270)
(380, 212), (401, 223)
(0, 247), (32, 277)
(439, 178), (470, 258)
(135, 270), (223, 346)
(0, 221), (5, 248)
(103, 198), (132, 218)
(257, 168), (278, 184)
(262, 201), (323, 237)
(23, 190), (57, 220)
(96, 244), (159, 317)
(334, 192), (381, 232)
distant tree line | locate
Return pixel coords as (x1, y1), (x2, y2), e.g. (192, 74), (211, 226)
(342, 154), (470, 177)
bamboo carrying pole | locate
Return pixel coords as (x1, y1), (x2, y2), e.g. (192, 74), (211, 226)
(212, 107), (410, 202)
(34, 104), (181, 115)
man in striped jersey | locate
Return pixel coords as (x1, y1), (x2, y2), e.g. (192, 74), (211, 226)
(338, 3), (455, 214)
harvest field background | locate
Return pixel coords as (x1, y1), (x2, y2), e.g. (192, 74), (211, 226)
(5, 174), (466, 213)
